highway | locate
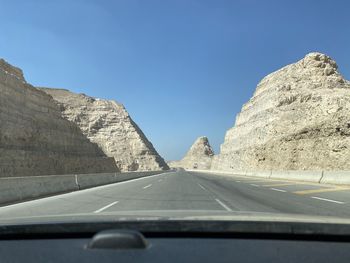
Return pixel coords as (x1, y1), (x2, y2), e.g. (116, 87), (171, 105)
(1, 169), (350, 222)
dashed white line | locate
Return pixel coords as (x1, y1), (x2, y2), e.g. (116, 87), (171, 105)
(143, 184), (152, 189)
(158, 179), (162, 182)
(93, 201), (119, 213)
(236, 180), (241, 182)
(311, 196), (345, 204)
(198, 183), (206, 190)
(250, 184), (260, 187)
(215, 199), (232, 211)
(270, 188), (287, 192)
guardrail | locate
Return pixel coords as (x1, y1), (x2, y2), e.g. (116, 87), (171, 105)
(0, 170), (168, 206)
(187, 169), (350, 186)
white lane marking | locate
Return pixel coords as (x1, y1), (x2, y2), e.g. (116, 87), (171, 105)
(143, 184), (152, 189)
(311, 196), (345, 204)
(0, 172), (172, 211)
(270, 188), (287, 192)
(198, 183), (206, 190)
(236, 180), (241, 182)
(0, 172), (176, 213)
(158, 179), (162, 182)
(215, 199), (232, 211)
(250, 184), (260, 187)
(93, 201), (119, 213)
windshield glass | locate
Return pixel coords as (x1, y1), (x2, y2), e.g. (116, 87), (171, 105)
(1, 0), (350, 228)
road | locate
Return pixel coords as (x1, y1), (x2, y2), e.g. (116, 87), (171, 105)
(1, 169), (350, 222)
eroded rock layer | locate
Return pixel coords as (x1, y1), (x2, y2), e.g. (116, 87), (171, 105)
(0, 59), (118, 177)
(41, 88), (169, 171)
(169, 136), (214, 169)
(212, 52), (350, 171)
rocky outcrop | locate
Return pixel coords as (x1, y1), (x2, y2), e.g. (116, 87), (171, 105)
(212, 52), (350, 171)
(40, 88), (169, 171)
(169, 136), (214, 169)
(0, 59), (118, 177)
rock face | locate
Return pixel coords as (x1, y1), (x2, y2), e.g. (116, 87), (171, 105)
(0, 59), (118, 177)
(40, 88), (169, 171)
(169, 136), (214, 169)
(212, 52), (350, 171)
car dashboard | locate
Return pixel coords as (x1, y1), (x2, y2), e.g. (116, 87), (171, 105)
(0, 220), (350, 262)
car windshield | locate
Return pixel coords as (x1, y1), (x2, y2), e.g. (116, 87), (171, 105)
(1, 0), (350, 230)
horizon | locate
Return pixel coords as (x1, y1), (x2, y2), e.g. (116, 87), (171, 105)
(1, 0), (350, 160)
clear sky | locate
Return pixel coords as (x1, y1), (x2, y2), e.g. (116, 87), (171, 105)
(1, 0), (350, 160)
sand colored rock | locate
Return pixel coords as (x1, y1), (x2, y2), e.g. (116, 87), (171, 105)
(169, 136), (214, 169)
(0, 59), (118, 177)
(212, 52), (350, 171)
(41, 88), (169, 171)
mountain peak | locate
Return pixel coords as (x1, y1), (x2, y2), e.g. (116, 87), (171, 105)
(302, 52), (338, 72)
(0, 58), (25, 82)
(188, 136), (214, 157)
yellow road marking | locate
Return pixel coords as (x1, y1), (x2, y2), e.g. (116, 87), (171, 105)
(294, 187), (350, 195)
(241, 180), (269, 183)
(262, 183), (300, 187)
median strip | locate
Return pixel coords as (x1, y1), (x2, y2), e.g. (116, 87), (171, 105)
(93, 201), (119, 213)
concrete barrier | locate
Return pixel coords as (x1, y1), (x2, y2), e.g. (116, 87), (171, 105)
(76, 171), (167, 190)
(0, 175), (78, 205)
(244, 171), (253, 176)
(77, 173), (117, 190)
(0, 179), (22, 204)
(321, 171), (350, 185)
(251, 171), (271, 178)
(270, 170), (323, 182)
(115, 171), (165, 182)
(0, 170), (168, 206)
(188, 169), (244, 176)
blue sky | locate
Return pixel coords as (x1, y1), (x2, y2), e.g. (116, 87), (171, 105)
(1, 0), (350, 160)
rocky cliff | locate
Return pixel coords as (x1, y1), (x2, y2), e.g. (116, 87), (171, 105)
(169, 136), (214, 169)
(40, 88), (169, 171)
(0, 59), (118, 177)
(212, 52), (350, 171)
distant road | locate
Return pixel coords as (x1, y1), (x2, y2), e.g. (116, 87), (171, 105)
(1, 170), (350, 221)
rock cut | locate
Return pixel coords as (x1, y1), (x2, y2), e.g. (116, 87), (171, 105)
(212, 52), (350, 171)
(0, 59), (118, 177)
(41, 88), (169, 172)
(169, 136), (214, 169)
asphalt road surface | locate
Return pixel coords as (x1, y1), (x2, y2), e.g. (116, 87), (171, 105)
(1, 169), (350, 221)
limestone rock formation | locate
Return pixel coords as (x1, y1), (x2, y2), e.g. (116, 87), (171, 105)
(0, 59), (118, 177)
(40, 88), (169, 171)
(169, 136), (214, 169)
(212, 52), (350, 171)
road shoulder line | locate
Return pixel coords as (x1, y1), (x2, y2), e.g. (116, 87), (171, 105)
(311, 196), (344, 204)
(215, 199), (232, 211)
(94, 201), (119, 213)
